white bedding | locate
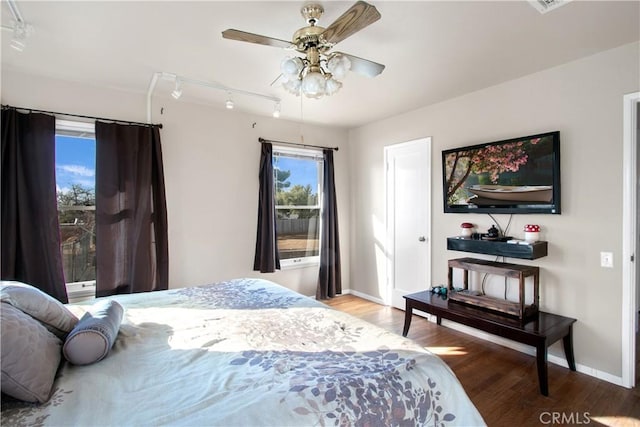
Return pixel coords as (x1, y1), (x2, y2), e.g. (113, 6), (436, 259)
(1, 278), (485, 426)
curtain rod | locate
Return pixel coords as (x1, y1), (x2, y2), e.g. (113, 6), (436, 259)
(258, 137), (338, 152)
(2, 105), (163, 129)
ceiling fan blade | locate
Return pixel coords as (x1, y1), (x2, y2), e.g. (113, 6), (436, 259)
(222, 29), (293, 49)
(321, 1), (381, 45)
(337, 52), (385, 78)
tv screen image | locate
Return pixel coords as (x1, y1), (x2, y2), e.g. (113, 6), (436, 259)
(442, 131), (561, 214)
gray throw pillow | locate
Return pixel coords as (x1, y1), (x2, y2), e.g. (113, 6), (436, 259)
(0, 281), (79, 338)
(1, 302), (62, 403)
(63, 299), (124, 365)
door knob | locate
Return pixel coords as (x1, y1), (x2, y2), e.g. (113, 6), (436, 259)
(418, 236), (426, 242)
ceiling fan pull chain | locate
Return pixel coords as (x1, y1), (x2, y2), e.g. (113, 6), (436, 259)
(300, 95), (305, 144)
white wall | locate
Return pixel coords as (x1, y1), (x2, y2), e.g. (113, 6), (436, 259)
(0, 71), (351, 297)
(3, 39), (638, 385)
(348, 42), (640, 380)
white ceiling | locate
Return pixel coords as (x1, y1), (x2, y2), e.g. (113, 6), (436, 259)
(2, 1), (639, 128)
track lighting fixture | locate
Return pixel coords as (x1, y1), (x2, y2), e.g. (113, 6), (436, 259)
(149, 72), (281, 119)
(4, 0), (33, 52)
(10, 22), (28, 51)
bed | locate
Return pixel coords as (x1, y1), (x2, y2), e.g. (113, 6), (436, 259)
(1, 278), (485, 426)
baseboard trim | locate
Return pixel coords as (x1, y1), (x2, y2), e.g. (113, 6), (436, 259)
(342, 289), (386, 305)
(438, 318), (624, 387)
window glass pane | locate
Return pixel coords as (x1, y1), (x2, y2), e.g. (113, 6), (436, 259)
(276, 208), (320, 260)
(56, 132), (96, 284)
(273, 150), (322, 261)
(274, 155), (320, 207)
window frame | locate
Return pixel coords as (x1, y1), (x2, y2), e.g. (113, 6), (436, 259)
(272, 145), (323, 269)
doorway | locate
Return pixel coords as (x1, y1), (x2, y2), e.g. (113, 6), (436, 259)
(385, 138), (431, 309)
(622, 92), (639, 388)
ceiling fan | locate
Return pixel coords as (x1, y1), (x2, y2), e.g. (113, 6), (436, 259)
(222, 1), (385, 99)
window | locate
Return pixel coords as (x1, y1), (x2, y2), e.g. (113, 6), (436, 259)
(55, 120), (96, 300)
(273, 147), (323, 267)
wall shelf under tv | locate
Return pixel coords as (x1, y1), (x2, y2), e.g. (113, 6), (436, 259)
(447, 237), (548, 260)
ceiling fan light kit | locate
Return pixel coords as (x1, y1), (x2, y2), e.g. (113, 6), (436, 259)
(223, 1), (385, 99)
(280, 52), (351, 98)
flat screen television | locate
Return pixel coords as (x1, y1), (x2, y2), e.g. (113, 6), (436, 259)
(442, 131), (561, 214)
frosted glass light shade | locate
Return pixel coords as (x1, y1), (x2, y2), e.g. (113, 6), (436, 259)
(325, 78), (342, 95)
(301, 72), (326, 98)
(282, 78), (301, 95)
(281, 57), (303, 78)
(327, 54), (351, 80)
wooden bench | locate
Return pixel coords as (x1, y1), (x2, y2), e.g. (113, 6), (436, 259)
(403, 290), (577, 396)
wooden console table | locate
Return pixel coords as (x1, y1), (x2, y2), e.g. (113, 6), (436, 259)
(403, 291), (577, 396)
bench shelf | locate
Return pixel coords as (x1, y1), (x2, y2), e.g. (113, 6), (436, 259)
(447, 257), (539, 320)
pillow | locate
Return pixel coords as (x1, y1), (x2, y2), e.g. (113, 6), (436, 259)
(1, 302), (62, 403)
(63, 300), (124, 365)
(0, 280), (78, 338)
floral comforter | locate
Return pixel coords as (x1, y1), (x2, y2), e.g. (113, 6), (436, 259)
(2, 278), (485, 426)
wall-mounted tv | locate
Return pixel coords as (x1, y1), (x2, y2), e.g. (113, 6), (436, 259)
(442, 131), (561, 214)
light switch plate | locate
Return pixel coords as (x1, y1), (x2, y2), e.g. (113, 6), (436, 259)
(600, 252), (614, 268)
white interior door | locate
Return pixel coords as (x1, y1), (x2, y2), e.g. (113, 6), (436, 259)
(385, 138), (431, 309)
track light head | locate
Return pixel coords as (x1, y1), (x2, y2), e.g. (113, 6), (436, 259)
(171, 79), (183, 99)
(10, 37), (25, 52)
(272, 102), (281, 118)
(10, 21), (32, 52)
(225, 99), (234, 110)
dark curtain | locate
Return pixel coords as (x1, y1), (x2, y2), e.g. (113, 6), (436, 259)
(1, 107), (68, 303)
(253, 142), (280, 273)
(94, 121), (168, 296)
(316, 149), (341, 300)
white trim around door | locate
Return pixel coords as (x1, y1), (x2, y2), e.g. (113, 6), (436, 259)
(622, 91), (639, 389)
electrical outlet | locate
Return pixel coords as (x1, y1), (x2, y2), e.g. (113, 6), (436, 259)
(600, 252), (614, 268)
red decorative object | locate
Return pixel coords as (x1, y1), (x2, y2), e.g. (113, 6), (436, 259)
(460, 222), (474, 237)
(524, 224), (541, 243)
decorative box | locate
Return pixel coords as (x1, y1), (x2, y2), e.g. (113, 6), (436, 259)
(524, 224), (540, 242)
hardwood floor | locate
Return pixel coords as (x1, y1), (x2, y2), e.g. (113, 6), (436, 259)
(324, 294), (640, 427)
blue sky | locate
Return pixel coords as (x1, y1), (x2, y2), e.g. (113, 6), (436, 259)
(55, 135), (96, 192)
(274, 156), (320, 194)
